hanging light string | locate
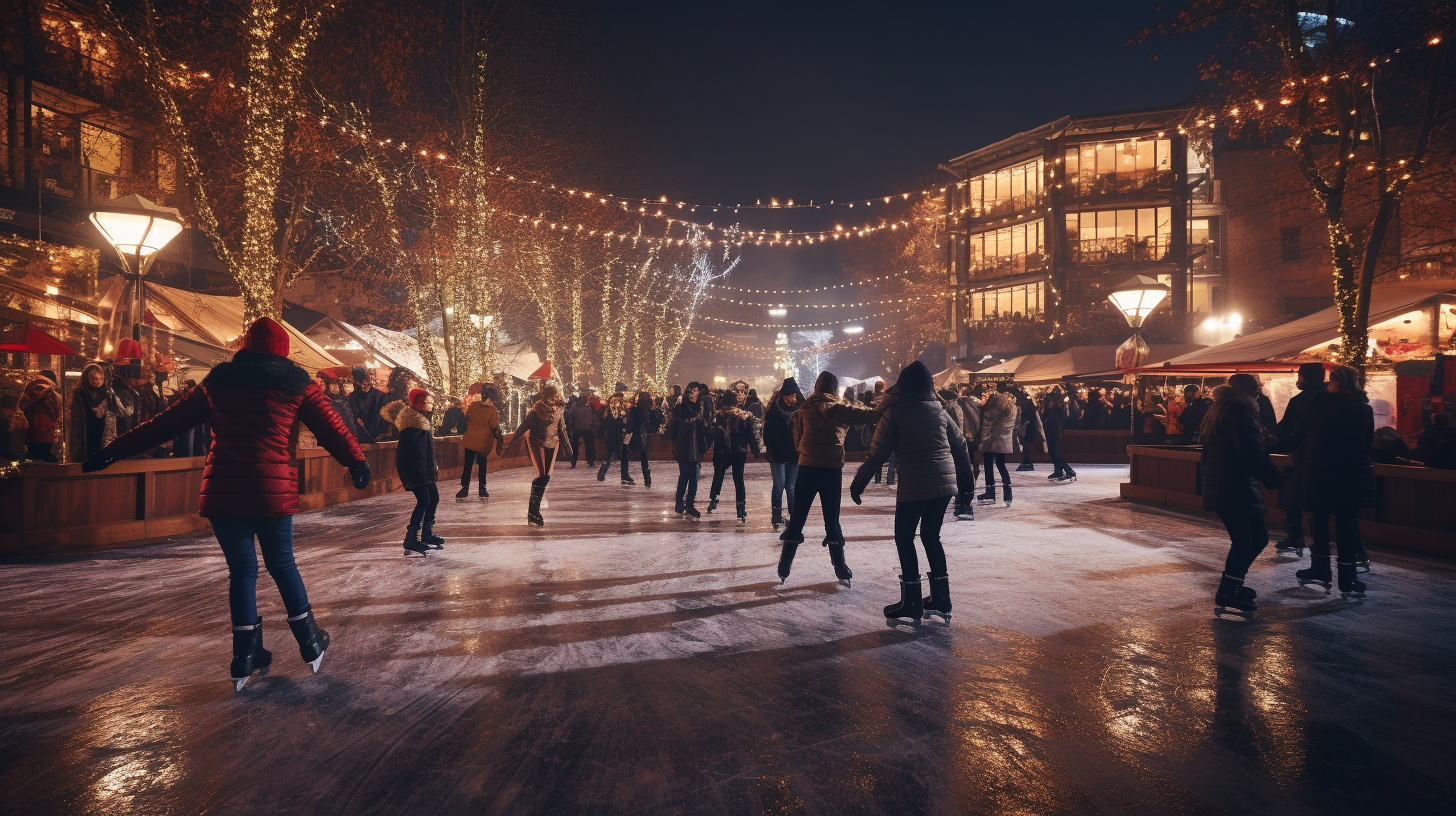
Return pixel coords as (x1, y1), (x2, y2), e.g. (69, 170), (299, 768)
(703, 292), (944, 309)
(689, 325), (898, 354)
(695, 304), (916, 329)
(706, 270), (918, 293)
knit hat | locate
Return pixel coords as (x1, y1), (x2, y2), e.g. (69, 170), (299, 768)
(813, 371), (838, 395)
(114, 339), (145, 363)
(897, 360), (934, 393)
(352, 366), (369, 383)
(718, 390), (739, 409)
(242, 317), (290, 357)
(779, 377), (802, 398)
(408, 387), (429, 411)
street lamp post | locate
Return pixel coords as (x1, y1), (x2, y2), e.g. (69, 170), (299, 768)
(1107, 275), (1170, 370)
(89, 194), (184, 343)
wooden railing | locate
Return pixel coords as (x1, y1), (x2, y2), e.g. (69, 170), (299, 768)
(1121, 445), (1456, 558)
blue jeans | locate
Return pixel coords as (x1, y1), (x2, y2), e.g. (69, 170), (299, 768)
(770, 461), (798, 513)
(676, 460), (700, 506)
(211, 516), (309, 626)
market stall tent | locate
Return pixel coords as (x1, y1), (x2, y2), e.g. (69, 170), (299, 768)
(1024, 344), (1206, 384)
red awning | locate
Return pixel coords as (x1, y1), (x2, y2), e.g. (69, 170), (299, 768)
(528, 361), (555, 380)
(0, 322), (77, 356)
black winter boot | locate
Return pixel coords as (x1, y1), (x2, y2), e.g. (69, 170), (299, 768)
(736, 501), (747, 522)
(977, 487), (996, 505)
(597, 461), (609, 481)
(1296, 556), (1332, 591)
(403, 526), (429, 556)
(421, 521), (445, 549)
(771, 506), (784, 528)
(455, 484), (470, 499)
(478, 477), (489, 498)
(776, 540), (799, 585)
(230, 618), (272, 692)
(1214, 573), (1257, 618)
(884, 577), (923, 624)
(921, 574), (952, 622)
(826, 540), (852, 587)
(527, 478), (547, 527)
(285, 609), (330, 673)
(1002, 483), (1013, 507)
(683, 503), (702, 519)
(642, 463), (652, 488)
(706, 496), (719, 514)
(1337, 561), (1366, 599)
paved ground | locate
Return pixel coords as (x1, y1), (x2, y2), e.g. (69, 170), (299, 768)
(2, 462), (1454, 815)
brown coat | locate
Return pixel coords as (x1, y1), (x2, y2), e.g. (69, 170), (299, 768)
(461, 401), (502, 454)
(792, 392), (876, 469)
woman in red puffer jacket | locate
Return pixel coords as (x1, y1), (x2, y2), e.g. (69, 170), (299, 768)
(84, 317), (371, 693)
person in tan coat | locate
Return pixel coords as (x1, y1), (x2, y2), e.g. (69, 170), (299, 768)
(976, 384), (1020, 506)
(777, 370), (876, 586)
(504, 384), (572, 526)
(457, 383), (504, 498)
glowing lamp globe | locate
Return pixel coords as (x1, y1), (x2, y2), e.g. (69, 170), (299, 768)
(1106, 275), (1170, 329)
(89, 195), (184, 262)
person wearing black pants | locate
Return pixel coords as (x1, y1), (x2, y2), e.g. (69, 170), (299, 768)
(457, 383), (503, 498)
(567, 394), (598, 468)
(778, 371), (875, 585)
(706, 391), (761, 519)
(1041, 386), (1074, 482)
(394, 388), (443, 554)
(976, 385), (1019, 506)
(595, 393), (627, 481)
(1199, 378), (1284, 616)
(1271, 363), (1325, 553)
(621, 391), (658, 486)
(851, 361), (974, 623)
(668, 383), (710, 517)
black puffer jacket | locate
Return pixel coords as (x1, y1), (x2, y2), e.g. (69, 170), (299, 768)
(668, 398), (711, 461)
(762, 400), (799, 463)
(1200, 389), (1283, 514)
(851, 363), (975, 502)
(625, 405), (661, 452)
(1293, 390), (1376, 511)
(392, 404), (437, 490)
(710, 406), (762, 462)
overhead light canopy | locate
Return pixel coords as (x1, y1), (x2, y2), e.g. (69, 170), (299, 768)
(88, 194), (185, 262)
(1106, 275), (1170, 329)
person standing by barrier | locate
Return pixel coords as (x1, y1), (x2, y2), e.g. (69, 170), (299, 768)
(457, 383), (503, 498)
(82, 318), (370, 691)
(393, 388), (442, 555)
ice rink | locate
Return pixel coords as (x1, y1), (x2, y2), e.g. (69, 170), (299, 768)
(2, 463), (1453, 814)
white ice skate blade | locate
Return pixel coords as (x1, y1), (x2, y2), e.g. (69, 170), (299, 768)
(1297, 580), (1331, 593)
(233, 677), (248, 693)
(308, 651), (325, 674)
(1213, 606), (1254, 620)
(885, 617), (922, 629)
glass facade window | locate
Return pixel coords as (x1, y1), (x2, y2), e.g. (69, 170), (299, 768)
(32, 104), (132, 201)
(39, 7), (119, 89)
(1065, 207), (1172, 263)
(1065, 138), (1173, 198)
(967, 220), (1045, 277)
(1157, 274), (1220, 315)
(964, 158), (1043, 219)
(968, 281), (1046, 322)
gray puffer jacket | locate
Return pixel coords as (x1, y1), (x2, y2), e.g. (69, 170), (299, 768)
(977, 392), (1019, 454)
(852, 389), (975, 502)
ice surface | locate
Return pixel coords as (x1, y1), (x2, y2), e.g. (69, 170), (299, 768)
(2, 464), (1453, 814)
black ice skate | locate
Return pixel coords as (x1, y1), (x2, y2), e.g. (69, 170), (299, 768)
(674, 499), (685, 515)
(1015, 461), (1036, 472)
(826, 539), (852, 588)
(921, 574), (952, 624)
(884, 577), (923, 626)
(953, 496), (975, 521)
(1273, 538), (1306, 557)
(706, 497), (719, 514)
(403, 526), (429, 557)
(286, 609), (330, 674)
(736, 502), (747, 523)
(421, 523), (445, 550)
(230, 618), (272, 692)
(1213, 574), (1257, 619)
(527, 479), (547, 527)
(455, 485), (470, 499)
(1002, 484), (1013, 507)
(1295, 557), (1332, 592)
(777, 539), (800, 585)
(621, 476), (636, 486)
(771, 507), (784, 529)
(683, 504), (702, 519)
(976, 488), (996, 506)
(478, 480), (489, 498)
(1337, 561), (1366, 600)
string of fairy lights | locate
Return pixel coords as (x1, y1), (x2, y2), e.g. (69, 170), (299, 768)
(689, 325), (900, 356)
(703, 292), (942, 309)
(696, 304), (918, 329)
(705, 270), (918, 293)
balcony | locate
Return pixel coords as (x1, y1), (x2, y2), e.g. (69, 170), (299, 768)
(1070, 237), (1170, 265)
(33, 39), (119, 100)
(1072, 169), (1174, 200)
(967, 252), (1047, 280)
(965, 193), (1046, 224)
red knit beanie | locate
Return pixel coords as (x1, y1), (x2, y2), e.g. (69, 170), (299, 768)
(242, 317), (290, 357)
(408, 387), (430, 411)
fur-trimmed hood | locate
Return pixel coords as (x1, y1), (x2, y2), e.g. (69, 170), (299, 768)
(393, 404), (431, 432)
(204, 350), (310, 395)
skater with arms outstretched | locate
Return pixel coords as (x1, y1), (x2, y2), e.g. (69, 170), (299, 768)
(505, 384), (571, 526)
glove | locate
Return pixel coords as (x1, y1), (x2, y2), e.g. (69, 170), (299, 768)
(849, 480), (865, 505)
(82, 450), (115, 473)
(349, 460), (371, 489)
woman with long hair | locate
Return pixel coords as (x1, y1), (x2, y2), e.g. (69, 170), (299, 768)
(1289, 364), (1375, 597)
(668, 382), (711, 518)
(1199, 377), (1284, 618)
(504, 384), (572, 526)
(595, 392), (627, 481)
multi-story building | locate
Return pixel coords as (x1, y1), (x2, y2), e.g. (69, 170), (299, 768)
(941, 104), (1225, 361)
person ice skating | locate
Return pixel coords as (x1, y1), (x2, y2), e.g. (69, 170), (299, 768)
(69, 363), (131, 463)
(777, 371), (876, 586)
(706, 391), (762, 521)
(976, 383), (1019, 506)
(1041, 386), (1075, 482)
(505, 384), (571, 526)
(458, 383), (503, 498)
(945, 386), (982, 518)
(1271, 363), (1326, 555)
(851, 362), (975, 624)
(668, 382), (712, 517)
(595, 392), (628, 481)
(82, 317), (371, 691)
(763, 378), (802, 528)
(1014, 388), (1044, 471)
(1199, 379), (1284, 618)
(1285, 365), (1375, 596)
(622, 390), (659, 486)
(393, 388), (443, 555)
(567, 392), (599, 468)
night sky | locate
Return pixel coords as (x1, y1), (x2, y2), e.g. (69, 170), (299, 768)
(566, 0), (1215, 377)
